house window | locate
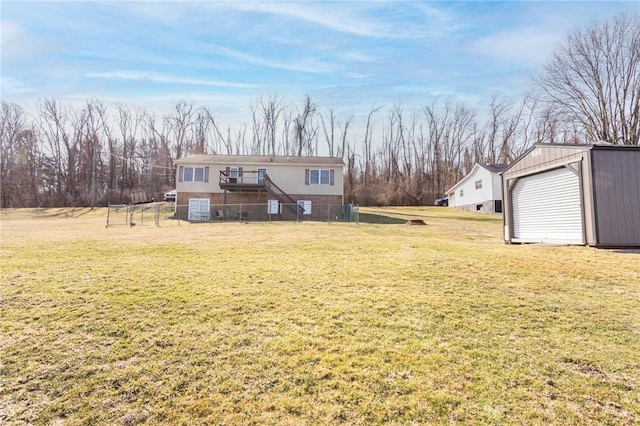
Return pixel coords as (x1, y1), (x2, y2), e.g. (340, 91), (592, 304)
(475, 180), (483, 189)
(257, 168), (266, 184)
(460, 189), (464, 197)
(297, 200), (312, 215)
(181, 166), (209, 182)
(306, 169), (333, 185)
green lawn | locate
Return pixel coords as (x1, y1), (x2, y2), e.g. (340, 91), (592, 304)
(1, 207), (639, 425)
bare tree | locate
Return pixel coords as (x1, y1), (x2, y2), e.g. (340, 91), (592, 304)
(535, 12), (640, 145)
(37, 99), (82, 205)
(248, 94), (285, 155)
(81, 100), (108, 207)
(0, 102), (26, 207)
(143, 111), (173, 188)
(294, 95), (318, 156)
(338, 113), (353, 159)
(362, 104), (382, 185)
(280, 106), (294, 156)
(320, 107), (336, 157)
(169, 100), (197, 159)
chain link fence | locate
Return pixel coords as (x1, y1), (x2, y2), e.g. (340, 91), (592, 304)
(173, 203), (359, 223)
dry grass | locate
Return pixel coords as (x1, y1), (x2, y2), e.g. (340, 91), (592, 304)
(1, 207), (639, 425)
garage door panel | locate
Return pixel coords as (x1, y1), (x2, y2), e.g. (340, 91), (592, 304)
(512, 167), (583, 244)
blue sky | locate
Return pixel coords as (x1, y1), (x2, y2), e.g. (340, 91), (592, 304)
(2, 1), (638, 127)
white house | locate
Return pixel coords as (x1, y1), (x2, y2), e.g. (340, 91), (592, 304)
(446, 163), (507, 214)
(174, 154), (344, 221)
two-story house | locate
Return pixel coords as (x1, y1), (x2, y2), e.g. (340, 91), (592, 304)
(174, 155), (344, 221)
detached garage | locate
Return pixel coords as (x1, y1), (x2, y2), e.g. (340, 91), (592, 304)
(502, 143), (640, 248)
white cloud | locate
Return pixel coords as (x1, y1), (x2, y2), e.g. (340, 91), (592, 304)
(1, 21), (22, 46)
(468, 26), (566, 68)
(227, 1), (447, 40)
(0, 76), (37, 95)
(230, 2), (383, 38)
(85, 71), (261, 89)
(212, 45), (337, 74)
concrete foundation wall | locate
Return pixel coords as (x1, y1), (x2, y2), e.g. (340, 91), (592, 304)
(456, 199), (501, 214)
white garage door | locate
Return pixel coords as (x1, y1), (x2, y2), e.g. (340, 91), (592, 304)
(512, 167), (583, 244)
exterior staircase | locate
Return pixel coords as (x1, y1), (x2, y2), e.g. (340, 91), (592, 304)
(263, 174), (305, 215)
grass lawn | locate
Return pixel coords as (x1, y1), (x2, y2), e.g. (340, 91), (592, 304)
(1, 207), (639, 425)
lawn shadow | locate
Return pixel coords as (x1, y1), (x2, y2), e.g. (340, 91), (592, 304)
(443, 214), (502, 223)
(35, 208), (94, 218)
(358, 213), (408, 224)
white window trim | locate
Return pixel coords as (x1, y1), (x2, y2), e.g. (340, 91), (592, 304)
(183, 166), (206, 182)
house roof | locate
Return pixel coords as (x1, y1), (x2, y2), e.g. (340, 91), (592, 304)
(446, 162), (506, 194)
(175, 154), (345, 167)
(479, 163), (507, 173)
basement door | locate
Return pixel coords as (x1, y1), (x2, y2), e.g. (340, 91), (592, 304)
(188, 198), (210, 221)
(512, 167), (584, 244)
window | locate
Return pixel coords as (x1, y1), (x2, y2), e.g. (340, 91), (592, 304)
(228, 167), (239, 183)
(460, 189), (464, 197)
(194, 167), (205, 182)
(257, 168), (267, 184)
(475, 180), (483, 189)
(180, 166), (209, 182)
(297, 200), (312, 215)
(306, 169), (333, 185)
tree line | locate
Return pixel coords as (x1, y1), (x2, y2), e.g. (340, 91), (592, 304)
(1, 12), (638, 208)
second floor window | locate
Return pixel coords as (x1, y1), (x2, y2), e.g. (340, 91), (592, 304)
(309, 169), (331, 185)
(475, 180), (483, 189)
(180, 166), (209, 182)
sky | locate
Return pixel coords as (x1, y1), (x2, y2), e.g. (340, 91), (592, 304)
(2, 0), (639, 130)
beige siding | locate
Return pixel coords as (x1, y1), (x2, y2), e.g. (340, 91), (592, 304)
(591, 150), (640, 246)
(176, 162), (343, 197)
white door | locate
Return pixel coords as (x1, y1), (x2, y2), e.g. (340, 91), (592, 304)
(267, 199), (280, 215)
(512, 167), (583, 244)
(297, 200), (312, 215)
(188, 198), (210, 221)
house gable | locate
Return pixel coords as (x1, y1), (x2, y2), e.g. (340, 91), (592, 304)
(447, 163), (506, 211)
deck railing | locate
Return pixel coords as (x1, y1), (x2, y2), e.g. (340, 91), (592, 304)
(219, 170), (265, 185)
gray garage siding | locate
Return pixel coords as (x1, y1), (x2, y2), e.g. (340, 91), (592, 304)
(591, 149), (640, 246)
(502, 143), (640, 248)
